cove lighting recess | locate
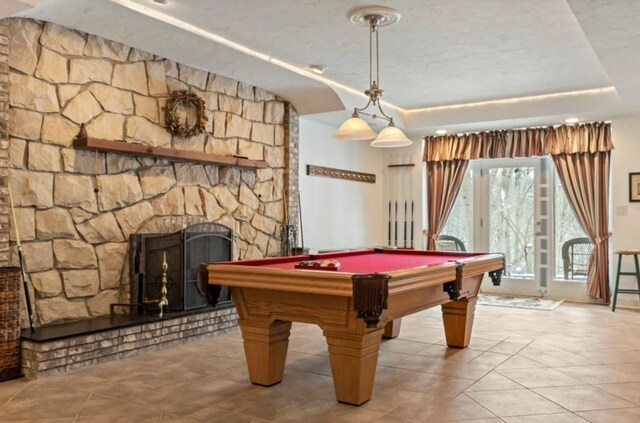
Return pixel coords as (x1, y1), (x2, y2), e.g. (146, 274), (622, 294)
(307, 64), (327, 75)
(564, 117), (580, 124)
(435, 129), (448, 135)
(409, 87), (616, 113)
(108, 0), (401, 114)
(153, 0), (168, 4)
(109, 0), (616, 124)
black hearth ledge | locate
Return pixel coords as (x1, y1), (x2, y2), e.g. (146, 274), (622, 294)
(21, 304), (235, 343)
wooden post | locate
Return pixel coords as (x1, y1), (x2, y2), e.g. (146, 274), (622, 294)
(323, 328), (384, 406)
(239, 320), (292, 386)
(441, 296), (477, 348)
(383, 318), (402, 339)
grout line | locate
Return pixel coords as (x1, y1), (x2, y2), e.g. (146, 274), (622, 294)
(492, 368), (544, 391)
(73, 391), (93, 423)
(369, 390), (422, 422)
(577, 384), (640, 410)
(158, 411), (200, 423)
(596, 385), (640, 408)
(0, 380), (29, 411)
(460, 391), (501, 420)
(91, 388), (164, 411)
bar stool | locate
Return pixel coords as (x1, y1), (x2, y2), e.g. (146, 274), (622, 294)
(612, 250), (640, 312)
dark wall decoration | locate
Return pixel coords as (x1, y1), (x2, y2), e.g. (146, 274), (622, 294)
(164, 90), (208, 137)
(306, 165), (376, 183)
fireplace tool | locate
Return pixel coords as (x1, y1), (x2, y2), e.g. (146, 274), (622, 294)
(111, 251), (170, 317)
(280, 224), (298, 256)
(144, 252), (169, 317)
(280, 191), (300, 256)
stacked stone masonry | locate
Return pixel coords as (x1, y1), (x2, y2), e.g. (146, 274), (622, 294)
(21, 307), (239, 378)
(7, 18), (292, 326)
(284, 105), (300, 229)
(0, 20), (9, 266)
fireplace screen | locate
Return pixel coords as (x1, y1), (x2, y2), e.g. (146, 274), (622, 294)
(130, 223), (233, 312)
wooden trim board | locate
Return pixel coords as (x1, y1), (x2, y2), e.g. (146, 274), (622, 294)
(306, 164), (376, 183)
(74, 136), (268, 169)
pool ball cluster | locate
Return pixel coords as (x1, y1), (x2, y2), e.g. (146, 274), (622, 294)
(295, 259), (341, 271)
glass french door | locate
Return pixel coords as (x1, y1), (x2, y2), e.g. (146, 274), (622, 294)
(478, 158), (547, 296)
(441, 157), (590, 299)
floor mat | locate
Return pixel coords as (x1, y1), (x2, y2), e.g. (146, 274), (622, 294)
(477, 294), (564, 310)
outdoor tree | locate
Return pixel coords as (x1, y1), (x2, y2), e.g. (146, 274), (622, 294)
(440, 160), (588, 280)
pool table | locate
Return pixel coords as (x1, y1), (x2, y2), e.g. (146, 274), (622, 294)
(206, 248), (504, 405)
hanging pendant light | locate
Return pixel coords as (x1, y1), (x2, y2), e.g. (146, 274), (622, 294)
(370, 124), (413, 148)
(333, 6), (412, 148)
(333, 112), (377, 140)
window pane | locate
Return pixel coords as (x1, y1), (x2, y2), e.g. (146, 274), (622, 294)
(440, 170), (473, 251)
(554, 176), (589, 281)
(488, 166), (535, 279)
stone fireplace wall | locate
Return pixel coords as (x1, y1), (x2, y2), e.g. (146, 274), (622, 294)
(6, 18), (292, 326)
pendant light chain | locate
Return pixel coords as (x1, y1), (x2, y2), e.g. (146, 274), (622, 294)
(375, 23), (380, 94)
(369, 22), (373, 88)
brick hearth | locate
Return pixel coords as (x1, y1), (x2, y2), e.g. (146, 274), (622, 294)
(20, 307), (238, 378)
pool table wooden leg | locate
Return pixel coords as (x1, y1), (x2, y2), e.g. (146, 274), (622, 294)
(383, 318), (402, 339)
(239, 319), (292, 387)
(441, 296), (477, 348)
(323, 328), (384, 406)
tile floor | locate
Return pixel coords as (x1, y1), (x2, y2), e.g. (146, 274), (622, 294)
(1, 302), (639, 422)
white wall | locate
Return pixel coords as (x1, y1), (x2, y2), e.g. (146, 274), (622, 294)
(299, 119), (386, 251)
(610, 115), (640, 308)
(381, 139), (425, 249)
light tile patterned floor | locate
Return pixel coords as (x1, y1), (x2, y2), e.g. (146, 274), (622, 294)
(0, 303), (639, 422)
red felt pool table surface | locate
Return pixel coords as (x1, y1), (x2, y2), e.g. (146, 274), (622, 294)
(227, 249), (486, 274)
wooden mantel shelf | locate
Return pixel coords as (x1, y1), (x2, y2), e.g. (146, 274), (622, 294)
(73, 137), (268, 169)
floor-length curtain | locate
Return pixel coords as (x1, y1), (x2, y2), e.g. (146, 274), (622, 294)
(425, 159), (469, 250)
(552, 151), (611, 303)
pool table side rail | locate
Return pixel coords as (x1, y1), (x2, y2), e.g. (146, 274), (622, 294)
(207, 260), (465, 298)
(310, 248), (488, 260)
(207, 264), (354, 297)
(452, 253), (505, 274)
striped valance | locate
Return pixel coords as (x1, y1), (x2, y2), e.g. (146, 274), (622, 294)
(423, 122), (612, 162)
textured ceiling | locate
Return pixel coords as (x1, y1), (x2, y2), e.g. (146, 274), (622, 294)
(11, 0), (640, 132)
(141, 0), (611, 109)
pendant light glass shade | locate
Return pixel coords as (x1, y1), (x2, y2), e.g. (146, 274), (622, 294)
(369, 125), (412, 148)
(333, 115), (377, 140)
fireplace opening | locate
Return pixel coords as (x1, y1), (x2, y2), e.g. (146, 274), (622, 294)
(129, 222), (233, 313)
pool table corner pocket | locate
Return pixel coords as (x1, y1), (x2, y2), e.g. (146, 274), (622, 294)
(352, 274), (389, 328)
(443, 281), (462, 300)
(489, 269), (503, 286)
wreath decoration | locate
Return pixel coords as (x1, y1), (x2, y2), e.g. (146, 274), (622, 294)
(164, 90), (208, 137)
